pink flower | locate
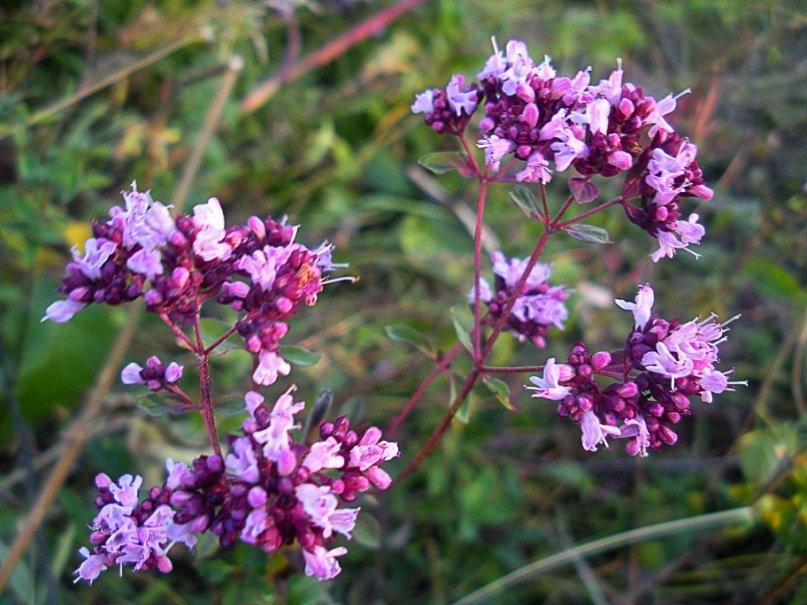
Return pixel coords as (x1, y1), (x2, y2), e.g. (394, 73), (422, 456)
(515, 151), (552, 184)
(109, 474), (143, 508)
(411, 89), (435, 114)
(252, 349), (291, 386)
(580, 410), (620, 452)
(192, 197), (232, 262)
(526, 358), (572, 400)
(73, 548), (107, 584)
(303, 545), (348, 581)
(349, 427), (399, 471)
(477, 134), (515, 171)
(303, 437), (345, 473)
(446, 74), (478, 116)
(296, 484), (359, 539)
(615, 284), (655, 329)
(43, 298), (87, 323)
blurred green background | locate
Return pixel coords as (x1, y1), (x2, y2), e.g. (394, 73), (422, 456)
(1, 0), (806, 603)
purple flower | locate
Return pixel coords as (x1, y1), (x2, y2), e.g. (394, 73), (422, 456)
(515, 151), (552, 184)
(580, 410), (621, 452)
(615, 284), (654, 329)
(73, 548), (107, 584)
(303, 437), (345, 473)
(252, 349), (291, 386)
(303, 545), (347, 581)
(43, 298), (87, 323)
(411, 89), (435, 114)
(526, 358), (572, 400)
(446, 74), (479, 116)
(477, 135), (515, 171)
(296, 484), (359, 539)
(192, 197), (232, 262)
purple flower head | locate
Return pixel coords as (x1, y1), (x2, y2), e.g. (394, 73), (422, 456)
(473, 252), (568, 348)
(533, 288), (743, 456)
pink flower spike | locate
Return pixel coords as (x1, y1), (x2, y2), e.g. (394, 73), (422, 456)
(526, 358), (572, 401)
(615, 284), (654, 329)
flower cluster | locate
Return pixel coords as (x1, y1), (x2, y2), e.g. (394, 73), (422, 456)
(75, 388), (398, 583)
(121, 356), (183, 392)
(471, 251), (568, 348)
(74, 472), (200, 584)
(526, 285), (744, 455)
(44, 183), (339, 386)
(412, 38), (714, 261)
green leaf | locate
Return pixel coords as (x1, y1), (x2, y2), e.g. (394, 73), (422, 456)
(508, 185), (542, 220)
(215, 394), (247, 416)
(136, 393), (191, 416)
(451, 373), (472, 425)
(569, 177), (599, 204)
(279, 345), (320, 367)
(562, 223), (612, 244)
(417, 151), (473, 176)
(482, 375), (518, 412)
(738, 428), (796, 485)
(450, 308), (473, 353)
(384, 324), (434, 355)
(353, 511), (382, 549)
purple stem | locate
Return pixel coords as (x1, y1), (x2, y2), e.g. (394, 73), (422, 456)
(193, 314), (222, 457)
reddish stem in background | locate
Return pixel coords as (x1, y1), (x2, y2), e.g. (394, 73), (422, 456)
(193, 314), (222, 457)
(240, 0), (428, 114)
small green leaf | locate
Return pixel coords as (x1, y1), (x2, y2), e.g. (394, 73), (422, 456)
(136, 393), (191, 416)
(562, 223), (612, 244)
(450, 308), (473, 353)
(569, 177), (599, 204)
(384, 324), (434, 355)
(450, 373), (472, 425)
(353, 512), (382, 549)
(215, 394), (247, 416)
(482, 375), (518, 412)
(509, 185), (542, 220)
(417, 151), (473, 176)
(279, 345), (320, 367)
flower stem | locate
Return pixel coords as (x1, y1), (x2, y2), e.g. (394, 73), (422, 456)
(482, 230), (552, 359)
(386, 342), (464, 435)
(160, 312), (196, 351)
(193, 314), (222, 457)
(472, 179), (490, 361)
(204, 324), (239, 356)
